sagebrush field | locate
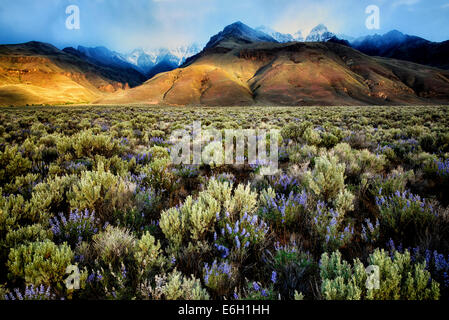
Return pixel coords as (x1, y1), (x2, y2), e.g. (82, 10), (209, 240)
(1, 105), (449, 300)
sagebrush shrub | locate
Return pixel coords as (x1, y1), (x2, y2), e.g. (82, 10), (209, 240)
(303, 155), (348, 205)
(92, 226), (136, 268)
(69, 161), (133, 223)
(333, 143), (386, 181)
(146, 269), (209, 300)
(134, 231), (163, 280)
(320, 249), (440, 300)
(4, 224), (52, 249)
(8, 240), (74, 288)
(56, 130), (122, 160)
(0, 145), (32, 184)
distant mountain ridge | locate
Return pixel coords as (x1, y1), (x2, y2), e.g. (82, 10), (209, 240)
(98, 22), (449, 106)
(124, 44), (202, 78)
(256, 23), (338, 43)
(62, 46), (145, 87)
(252, 25), (449, 69)
(255, 26), (296, 43)
(352, 30), (449, 70)
(59, 23), (345, 82)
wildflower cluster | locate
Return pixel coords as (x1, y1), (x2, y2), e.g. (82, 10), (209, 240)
(435, 159), (449, 177)
(375, 189), (437, 236)
(259, 189), (308, 230)
(215, 211), (269, 259)
(243, 281), (276, 300)
(361, 218), (380, 244)
(311, 201), (354, 250)
(4, 285), (56, 300)
(50, 209), (98, 247)
(268, 174), (300, 194)
(203, 260), (234, 296)
(173, 165), (200, 179)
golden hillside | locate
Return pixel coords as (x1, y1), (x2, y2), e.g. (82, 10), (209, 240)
(0, 42), (135, 106)
(97, 41), (449, 106)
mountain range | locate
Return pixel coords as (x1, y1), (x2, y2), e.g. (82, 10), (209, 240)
(98, 22), (449, 106)
(255, 24), (337, 43)
(124, 44), (202, 78)
(352, 30), (449, 70)
(1, 21), (449, 106)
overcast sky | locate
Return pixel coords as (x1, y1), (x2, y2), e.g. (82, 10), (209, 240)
(0, 0), (448, 53)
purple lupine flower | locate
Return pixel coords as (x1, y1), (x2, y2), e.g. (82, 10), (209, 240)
(271, 271), (277, 284)
(235, 236), (241, 249)
(253, 282), (260, 291)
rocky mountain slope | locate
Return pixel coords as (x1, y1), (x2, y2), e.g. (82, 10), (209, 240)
(0, 42), (145, 106)
(97, 23), (449, 106)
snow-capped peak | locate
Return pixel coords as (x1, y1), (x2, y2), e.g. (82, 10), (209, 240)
(256, 26), (295, 43)
(205, 21), (277, 48)
(252, 24), (339, 43)
(305, 24), (336, 42)
(124, 44), (202, 76)
(294, 30), (304, 42)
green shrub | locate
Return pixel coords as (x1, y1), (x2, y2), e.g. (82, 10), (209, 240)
(69, 162), (133, 223)
(139, 158), (177, 194)
(333, 143), (386, 182)
(375, 190), (437, 243)
(92, 226), (136, 268)
(370, 169), (414, 197)
(160, 193), (218, 250)
(320, 249), (440, 300)
(57, 130), (122, 160)
(147, 269), (209, 300)
(7, 240), (74, 288)
(134, 231), (163, 279)
(267, 243), (316, 299)
(0, 145), (32, 184)
(28, 174), (78, 222)
(4, 224), (52, 249)
(303, 154), (354, 212)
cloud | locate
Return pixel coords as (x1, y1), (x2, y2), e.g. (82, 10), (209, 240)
(391, 0), (420, 8)
(272, 1), (342, 37)
(0, 0), (448, 52)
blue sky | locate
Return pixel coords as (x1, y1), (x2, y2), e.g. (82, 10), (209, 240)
(0, 0), (448, 52)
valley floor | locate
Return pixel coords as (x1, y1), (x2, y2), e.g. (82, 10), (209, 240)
(1, 105), (449, 300)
